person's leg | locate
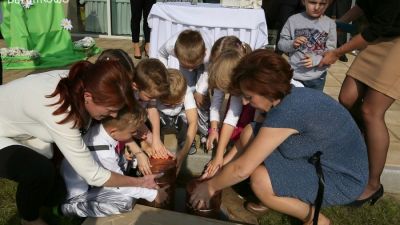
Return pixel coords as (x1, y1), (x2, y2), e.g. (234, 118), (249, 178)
(336, 0), (352, 47)
(357, 88), (395, 199)
(338, 75), (367, 130)
(250, 165), (330, 225)
(175, 114), (197, 155)
(130, 0), (144, 58)
(61, 188), (134, 217)
(143, 0), (157, 55)
(0, 145), (60, 224)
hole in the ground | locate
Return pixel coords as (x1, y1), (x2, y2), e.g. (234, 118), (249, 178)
(132, 157), (230, 221)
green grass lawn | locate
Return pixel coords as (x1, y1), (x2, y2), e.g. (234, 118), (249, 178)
(0, 179), (82, 225)
(258, 194), (400, 225)
(2, 178), (400, 225)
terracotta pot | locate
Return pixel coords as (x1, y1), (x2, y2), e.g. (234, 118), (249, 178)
(185, 178), (222, 219)
(138, 157), (177, 209)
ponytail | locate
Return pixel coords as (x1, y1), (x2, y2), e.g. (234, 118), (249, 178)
(47, 60), (137, 129)
(47, 61), (93, 128)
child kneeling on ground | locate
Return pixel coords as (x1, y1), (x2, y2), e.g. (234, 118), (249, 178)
(59, 106), (167, 217)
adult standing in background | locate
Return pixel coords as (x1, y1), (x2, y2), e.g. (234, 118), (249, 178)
(130, 0), (156, 59)
(0, 60), (159, 225)
(320, 0), (400, 206)
(326, 0), (353, 62)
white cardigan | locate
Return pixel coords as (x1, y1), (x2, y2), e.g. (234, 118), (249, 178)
(0, 70), (110, 187)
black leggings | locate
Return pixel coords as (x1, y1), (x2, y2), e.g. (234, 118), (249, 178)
(0, 145), (66, 221)
(130, 0), (156, 43)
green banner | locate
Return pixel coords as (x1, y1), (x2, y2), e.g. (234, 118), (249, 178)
(0, 1), (95, 70)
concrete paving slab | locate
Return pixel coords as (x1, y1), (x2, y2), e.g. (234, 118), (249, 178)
(389, 125), (400, 142)
(386, 110), (400, 126)
(82, 204), (245, 225)
(386, 143), (400, 167)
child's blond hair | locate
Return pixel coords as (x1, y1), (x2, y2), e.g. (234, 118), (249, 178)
(159, 69), (188, 105)
(174, 30), (206, 68)
(209, 36), (252, 64)
(135, 58), (170, 98)
(102, 106), (147, 132)
(208, 49), (244, 93)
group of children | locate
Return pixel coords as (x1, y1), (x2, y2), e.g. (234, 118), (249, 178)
(59, 0), (336, 218)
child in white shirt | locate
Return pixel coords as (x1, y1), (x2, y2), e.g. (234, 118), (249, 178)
(158, 29), (213, 138)
(205, 47), (255, 178)
(97, 49), (174, 160)
(60, 107), (167, 217)
(157, 69), (198, 174)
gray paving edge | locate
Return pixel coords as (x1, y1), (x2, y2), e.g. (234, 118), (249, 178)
(382, 165), (400, 194)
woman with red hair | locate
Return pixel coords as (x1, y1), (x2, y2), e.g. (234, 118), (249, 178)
(0, 60), (159, 225)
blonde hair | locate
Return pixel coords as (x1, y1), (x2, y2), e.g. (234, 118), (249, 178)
(135, 58), (170, 98)
(102, 106), (147, 131)
(209, 49), (244, 93)
(160, 69), (188, 105)
(210, 36), (252, 64)
(174, 30), (206, 68)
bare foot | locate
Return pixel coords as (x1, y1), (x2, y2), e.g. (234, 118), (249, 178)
(21, 218), (48, 225)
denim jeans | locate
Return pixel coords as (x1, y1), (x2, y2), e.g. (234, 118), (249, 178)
(296, 71), (327, 91)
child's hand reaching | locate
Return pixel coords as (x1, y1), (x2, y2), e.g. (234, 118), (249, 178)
(201, 157), (222, 179)
(293, 36), (307, 49)
(151, 138), (174, 159)
(135, 151), (152, 175)
(193, 92), (210, 109)
(301, 54), (314, 68)
(206, 130), (219, 151)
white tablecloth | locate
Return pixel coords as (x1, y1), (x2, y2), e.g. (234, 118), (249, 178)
(148, 2), (268, 59)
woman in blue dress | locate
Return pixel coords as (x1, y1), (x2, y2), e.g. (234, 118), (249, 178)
(190, 49), (368, 225)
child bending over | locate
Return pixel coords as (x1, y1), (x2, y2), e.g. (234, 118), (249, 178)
(132, 58), (174, 159)
(97, 49), (173, 160)
(60, 107), (167, 217)
(158, 29), (213, 138)
(157, 69), (198, 175)
(204, 48), (255, 178)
